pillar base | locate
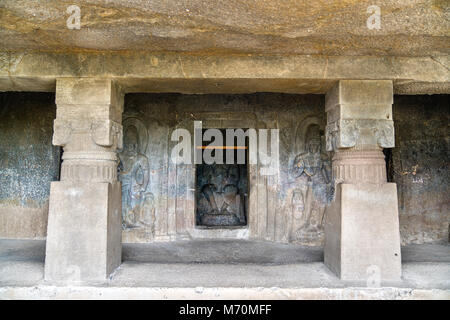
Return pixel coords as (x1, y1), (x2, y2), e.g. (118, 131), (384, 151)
(324, 183), (402, 281)
(44, 181), (122, 281)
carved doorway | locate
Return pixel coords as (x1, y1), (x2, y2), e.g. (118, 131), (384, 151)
(195, 129), (249, 228)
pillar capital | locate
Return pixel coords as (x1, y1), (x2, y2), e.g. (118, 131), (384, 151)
(53, 78), (124, 183)
(325, 80), (394, 151)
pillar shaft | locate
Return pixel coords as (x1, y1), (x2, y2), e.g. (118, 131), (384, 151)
(45, 78), (123, 281)
(324, 80), (402, 281)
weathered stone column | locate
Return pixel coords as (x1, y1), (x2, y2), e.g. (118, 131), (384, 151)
(45, 78), (123, 281)
(324, 80), (401, 281)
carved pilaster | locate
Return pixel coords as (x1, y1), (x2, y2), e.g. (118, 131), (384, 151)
(52, 79), (123, 183)
(325, 80), (394, 184)
(323, 80), (401, 281)
(45, 78), (124, 281)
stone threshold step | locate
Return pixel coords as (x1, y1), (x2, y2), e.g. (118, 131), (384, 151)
(1, 285), (449, 300)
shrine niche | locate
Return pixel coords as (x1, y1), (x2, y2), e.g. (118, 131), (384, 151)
(118, 117), (155, 238)
(195, 129), (248, 227)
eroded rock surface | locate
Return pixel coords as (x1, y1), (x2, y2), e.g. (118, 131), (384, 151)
(0, 0), (449, 56)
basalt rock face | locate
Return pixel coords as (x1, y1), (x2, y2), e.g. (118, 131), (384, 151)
(391, 95), (450, 244)
(0, 0), (449, 56)
(0, 92), (60, 239)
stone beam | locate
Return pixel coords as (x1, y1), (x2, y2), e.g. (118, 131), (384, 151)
(44, 78), (123, 282)
(0, 52), (449, 94)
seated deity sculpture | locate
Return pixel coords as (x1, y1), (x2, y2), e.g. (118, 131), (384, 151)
(197, 164), (246, 226)
(118, 125), (155, 232)
(290, 125), (331, 243)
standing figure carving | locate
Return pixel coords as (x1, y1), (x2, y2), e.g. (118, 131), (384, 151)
(118, 119), (155, 233)
(290, 124), (331, 243)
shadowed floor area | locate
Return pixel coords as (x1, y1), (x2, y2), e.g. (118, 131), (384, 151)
(1, 239), (449, 264)
(122, 240), (325, 264)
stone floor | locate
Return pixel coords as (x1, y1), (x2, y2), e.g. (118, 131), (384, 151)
(0, 239), (449, 299)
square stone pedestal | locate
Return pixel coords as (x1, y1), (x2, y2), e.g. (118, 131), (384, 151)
(324, 183), (402, 281)
(45, 181), (122, 281)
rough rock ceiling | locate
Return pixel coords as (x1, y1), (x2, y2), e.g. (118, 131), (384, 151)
(0, 0), (449, 56)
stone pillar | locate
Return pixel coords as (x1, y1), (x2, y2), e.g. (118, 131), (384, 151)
(324, 80), (401, 281)
(45, 78), (123, 281)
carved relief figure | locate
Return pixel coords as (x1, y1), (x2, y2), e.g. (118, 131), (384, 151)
(290, 190), (305, 239)
(196, 164), (246, 227)
(290, 124), (331, 243)
(118, 120), (155, 233)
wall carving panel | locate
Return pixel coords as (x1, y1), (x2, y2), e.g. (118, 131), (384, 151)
(289, 123), (332, 245)
(121, 94), (329, 245)
(119, 118), (155, 236)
